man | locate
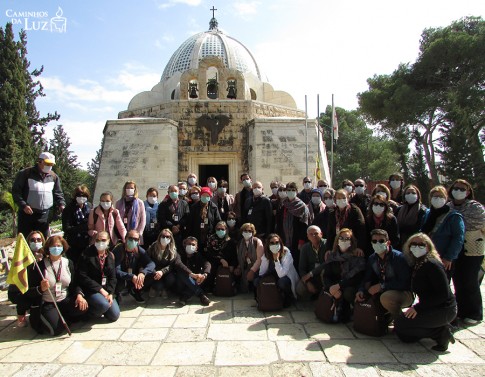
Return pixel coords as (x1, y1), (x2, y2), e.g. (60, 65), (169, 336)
(350, 178), (371, 216)
(243, 181), (272, 239)
(12, 152), (66, 238)
(297, 225), (326, 299)
(355, 229), (413, 318)
(298, 176), (313, 204)
(234, 172), (253, 221)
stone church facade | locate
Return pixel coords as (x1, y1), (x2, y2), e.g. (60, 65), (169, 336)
(94, 16), (329, 200)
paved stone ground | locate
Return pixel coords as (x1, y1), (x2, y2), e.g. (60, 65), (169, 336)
(0, 285), (484, 377)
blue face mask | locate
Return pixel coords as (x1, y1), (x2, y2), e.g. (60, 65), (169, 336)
(169, 192), (179, 200)
(126, 239), (138, 250)
(216, 229), (226, 239)
(49, 246), (63, 256)
(201, 196), (210, 204)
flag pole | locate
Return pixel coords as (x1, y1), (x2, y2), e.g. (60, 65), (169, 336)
(317, 94), (320, 181)
(331, 94), (334, 187)
(305, 95), (308, 177)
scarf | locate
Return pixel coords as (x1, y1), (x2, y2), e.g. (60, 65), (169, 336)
(421, 205), (449, 235)
(207, 233), (228, 259)
(74, 201), (90, 225)
(119, 198), (139, 231)
(335, 205), (350, 232)
(144, 200), (159, 231)
(396, 202), (420, 231)
(282, 197), (309, 247)
(308, 201), (326, 224)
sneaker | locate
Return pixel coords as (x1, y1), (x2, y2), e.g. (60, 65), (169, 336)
(178, 297), (187, 307)
(17, 315), (28, 328)
(161, 289), (168, 299)
(130, 290), (145, 304)
(463, 318), (480, 325)
(199, 294), (211, 306)
(149, 288), (158, 298)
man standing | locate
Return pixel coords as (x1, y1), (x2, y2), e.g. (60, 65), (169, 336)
(350, 178), (371, 215)
(243, 181), (272, 239)
(234, 172), (253, 221)
(12, 152), (65, 238)
(298, 176), (314, 204)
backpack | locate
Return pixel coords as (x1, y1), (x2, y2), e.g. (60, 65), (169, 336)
(93, 207), (123, 242)
(257, 275), (283, 311)
(213, 266), (236, 297)
(315, 290), (339, 323)
(353, 294), (391, 336)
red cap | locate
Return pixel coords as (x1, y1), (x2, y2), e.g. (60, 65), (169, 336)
(200, 187), (212, 197)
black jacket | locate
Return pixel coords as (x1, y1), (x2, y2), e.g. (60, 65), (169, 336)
(77, 245), (117, 295)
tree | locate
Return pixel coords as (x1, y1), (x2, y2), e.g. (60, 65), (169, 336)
(408, 141), (431, 206)
(320, 106), (400, 185)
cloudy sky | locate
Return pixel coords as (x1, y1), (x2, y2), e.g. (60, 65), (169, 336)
(1, 0), (482, 166)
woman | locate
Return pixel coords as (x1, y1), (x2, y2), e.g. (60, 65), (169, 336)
(207, 176), (218, 195)
(62, 184), (91, 264)
(256, 234), (299, 307)
(308, 188), (326, 225)
(371, 183), (399, 214)
(77, 231), (120, 322)
(388, 173), (404, 205)
(342, 179), (355, 197)
(187, 187), (221, 250)
(313, 188), (336, 238)
(115, 181), (146, 244)
(211, 179), (234, 221)
(188, 185), (201, 206)
(27, 235), (88, 335)
(143, 187), (160, 249)
(395, 233), (457, 351)
(88, 191), (127, 246)
(325, 189), (366, 255)
(323, 228), (366, 322)
(8, 231), (45, 327)
(234, 223), (264, 293)
(448, 179), (485, 325)
(273, 184), (287, 240)
(421, 186), (465, 280)
(396, 185), (428, 248)
(365, 194), (400, 257)
(145, 229), (191, 298)
(226, 211), (239, 240)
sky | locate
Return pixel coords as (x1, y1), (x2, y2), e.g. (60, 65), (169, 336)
(1, 0), (483, 167)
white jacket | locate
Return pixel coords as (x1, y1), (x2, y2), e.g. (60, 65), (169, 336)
(259, 247), (299, 298)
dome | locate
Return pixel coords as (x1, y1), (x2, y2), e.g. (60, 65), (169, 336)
(161, 18), (261, 81)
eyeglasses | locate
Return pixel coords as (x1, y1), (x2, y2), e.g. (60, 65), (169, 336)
(304, 181), (311, 184)
(355, 184), (364, 188)
(373, 202), (385, 207)
(371, 239), (386, 244)
(318, 185), (327, 188)
(287, 189), (297, 192)
(161, 234), (171, 238)
(215, 228), (225, 231)
(453, 187), (466, 192)
(127, 237), (139, 242)
(338, 237), (351, 241)
(269, 241), (280, 245)
(410, 242), (426, 247)
(30, 238), (42, 242)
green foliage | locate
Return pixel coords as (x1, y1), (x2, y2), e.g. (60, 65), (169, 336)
(0, 192), (18, 236)
(320, 106), (400, 185)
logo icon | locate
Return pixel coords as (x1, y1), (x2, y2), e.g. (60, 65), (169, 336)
(50, 7), (67, 33)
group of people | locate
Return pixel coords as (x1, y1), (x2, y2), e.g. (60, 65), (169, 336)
(8, 152), (484, 352)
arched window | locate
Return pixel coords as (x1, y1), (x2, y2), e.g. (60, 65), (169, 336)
(171, 89), (176, 100)
(250, 88), (257, 100)
(207, 67), (218, 99)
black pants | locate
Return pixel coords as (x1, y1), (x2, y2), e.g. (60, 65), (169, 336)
(453, 253), (484, 321)
(18, 210), (50, 239)
(395, 305), (457, 343)
(42, 297), (85, 335)
(8, 285), (33, 315)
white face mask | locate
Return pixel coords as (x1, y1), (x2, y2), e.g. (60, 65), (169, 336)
(242, 179), (252, 188)
(338, 240), (351, 252)
(278, 191), (287, 199)
(253, 187), (263, 197)
(95, 241), (108, 251)
(30, 241), (43, 252)
(354, 186), (365, 195)
(344, 185), (353, 193)
(271, 188), (278, 196)
(431, 197), (446, 209)
(304, 182), (312, 190)
(405, 193), (418, 204)
(160, 237), (171, 246)
(218, 187), (227, 195)
(179, 189), (187, 196)
(227, 219), (236, 228)
(191, 193), (200, 200)
(147, 196), (158, 205)
(287, 191), (297, 200)
(324, 198), (335, 207)
(100, 201), (112, 210)
(126, 188), (135, 196)
(372, 241), (388, 255)
(452, 189), (467, 201)
(242, 231), (253, 240)
(208, 182), (216, 189)
(76, 196), (87, 205)
(372, 205), (385, 216)
(41, 165), (53, 174)
(376, 191), (388, 199)
(311, 196), (322, 206)
(336, 198), (348, 209)
(185, 245), (197, 255)
(390, 180), (401, 189)
(410, 245), (427, 258)
(188, 177), (196, 185)
(269, 243), (281, 254)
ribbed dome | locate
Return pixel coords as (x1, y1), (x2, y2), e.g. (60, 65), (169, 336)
(161, 19), (261, 81)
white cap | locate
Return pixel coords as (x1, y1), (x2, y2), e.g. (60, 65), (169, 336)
(38, 152), (56, 165)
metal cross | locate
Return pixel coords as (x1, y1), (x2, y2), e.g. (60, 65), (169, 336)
(210, 6), (217, 18)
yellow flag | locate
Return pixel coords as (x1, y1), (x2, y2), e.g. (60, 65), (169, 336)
(7, 234), (35, 294)
(316, 155), (321, 180)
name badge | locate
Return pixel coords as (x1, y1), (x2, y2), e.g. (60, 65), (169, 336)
(127, 268), (133, 275)
(220, 207), (224, 214)
(101, 277), (107, 286)
(246, 257), (252, 265)
(55, 282), (62, 298)
(200, 222), (205, 229)
(173, 215), (179, 222)
(204, 218), (209, 224)
(314, 263), (320, 268)
(123, 217), (128, 224)
(248, 209), (253, 215)
(150, 222), (155, 229)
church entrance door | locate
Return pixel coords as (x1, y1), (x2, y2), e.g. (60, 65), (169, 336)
(199, 164), (229, 190)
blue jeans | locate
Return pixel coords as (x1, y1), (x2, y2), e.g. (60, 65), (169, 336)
(86, 293), (120, 322)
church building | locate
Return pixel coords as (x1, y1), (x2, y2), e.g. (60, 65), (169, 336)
(94, 13), (329, 199)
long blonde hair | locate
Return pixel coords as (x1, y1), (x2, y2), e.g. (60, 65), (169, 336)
(148, 228), (176, 262)
(402, 232), (442, 267)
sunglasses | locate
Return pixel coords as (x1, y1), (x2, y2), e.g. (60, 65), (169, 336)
(371, 239), (386, 244)
(338, 237), (351, 241)
(215, 228), (225, 232)
(453, 187), (466, 192)
(318, 185), (327, 188)
(30, 238), (42, 242)
(355, 184), (364, 188)
(373, 202), (385, 207)
(410, 242), (426, 247)
(304, 181), (311, 184)
(128, 237), (139, 242)
(269, 241), (280, 245)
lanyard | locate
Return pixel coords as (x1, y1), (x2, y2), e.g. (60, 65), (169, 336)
(49, 258), (62, 282)
(98, 253), (107, 277)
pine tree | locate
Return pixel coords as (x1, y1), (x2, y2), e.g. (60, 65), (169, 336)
(408, 141), (430, 206)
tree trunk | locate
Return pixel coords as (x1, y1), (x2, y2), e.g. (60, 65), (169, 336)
(420, 133), (440, 186)
(469, 132), (485, 203)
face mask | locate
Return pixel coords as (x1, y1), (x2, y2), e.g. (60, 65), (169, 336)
(100, 201), (112, 210)
(126, 188), (135, 196)
(344, 185), (353, 193)
(372, 242), (388, 255)
(410, 245), (427, 258)
(242, 231), (252, 240)
(30, 242), (43, 252)
(76, 196), (87, 205)
(336, 198), (348, 209)
(376, 191), (388, 199)
(188, 177), (196, 185)
(287, 191), (297, 200)
(304, 182), (312, 190)
(191, 194), (199, 200)
(49, 246), (63, 256)
(208, 182), (216, 189)
(372, 205), (385, 216)
(452, 189), (467, 201)
(42, 165), (52, 174)
(405, 193), (418, 204)
(216, 230), (226, 238)
(354, 186), (365, 195)
(95, 241), (108, 251)
(324, 199), (335, 207)
(218, 187), (227, 195)
(278, 191), (287, 199)
(169, 192), (179, 200)
(185, 245), (196, 255)
(431, 197), (446, 209)
(179, 189), (187, 196)
(253, 188), (263, 197)
(269, 243), (281, 254)
(160, 237), (171, 246)
(126, 239), (138, 250)
(338, 240), (351, 252)
(390, 180), (401, 189)
(311, 197), (322, 206)
(147, 196), (158, 205)
(227, 219), (236, 228)
(242, 179), (252, 188)
(271, 188), (278, 196)
(200, 196), (210, 204)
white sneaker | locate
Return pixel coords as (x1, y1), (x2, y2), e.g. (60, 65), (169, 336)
(463, 318), (480, 325)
